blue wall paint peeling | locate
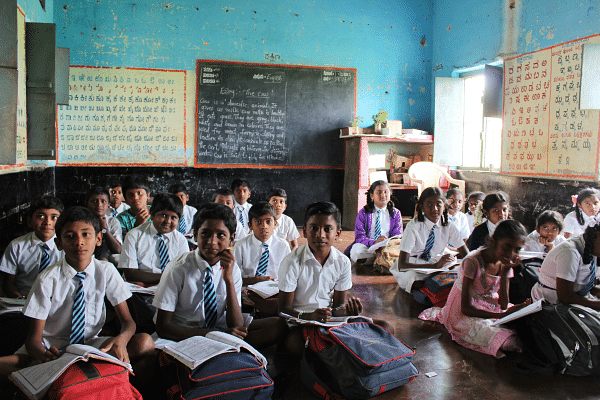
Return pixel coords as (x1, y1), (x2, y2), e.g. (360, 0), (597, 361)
(53, 0), (433, 132)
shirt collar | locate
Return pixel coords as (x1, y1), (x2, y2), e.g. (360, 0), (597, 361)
(423, 217), (438, 230)
(374, 205), (386, 212)
(31, 232), (57, 249)
(251, 234), (273, 247)
(60, 257), (95, 279)
(194, 250), (220, 272)
(147, 221), (174, 239)
(301, 243), (339, 267)
(487, 220), (499, 235)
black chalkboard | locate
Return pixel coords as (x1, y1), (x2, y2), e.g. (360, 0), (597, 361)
(195, 60), (355, 167)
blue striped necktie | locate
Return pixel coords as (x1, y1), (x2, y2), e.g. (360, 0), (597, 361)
(237, 207), (244, 225)
(178, 215), (186, 234)
(156, 234), (170, 271)
(204, 265), (218, 328)
(578, 257), (596, 296)
(374, 210), (382, 239)
(420, 225), (436, 262)
(112, 208), (118, 217)
(70, 272), (86, 345)
(39, 244), (50, 273)
(256, 243), (269, 277)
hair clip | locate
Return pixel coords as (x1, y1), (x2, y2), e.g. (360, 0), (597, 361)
(572, 194), (578, 206)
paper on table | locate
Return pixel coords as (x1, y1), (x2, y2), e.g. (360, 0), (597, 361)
(489, 299), (543, 326)
(246, 280), (279, 298)
(367, 235), (402, 253)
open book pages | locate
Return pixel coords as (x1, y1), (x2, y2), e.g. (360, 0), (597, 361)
(367, 235), (402, 253)
(279, 312), (372, 327)
(162, 332), (267, 370)
(125, 282), (157, 295)
(0, 297), (25, 314)
(489, 299), (543, 327)
(247, 280), (279, 298)
(10, 344), (132, 400)
(519, 251), (547, 260)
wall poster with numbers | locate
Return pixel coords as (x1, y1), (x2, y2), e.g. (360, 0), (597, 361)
(502, 34), (600, 180)
(56, 66), (188, 166)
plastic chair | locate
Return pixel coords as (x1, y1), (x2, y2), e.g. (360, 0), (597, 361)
(407, 162), (466, 197)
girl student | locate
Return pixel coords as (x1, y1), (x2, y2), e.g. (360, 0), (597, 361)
(419, 220), (531, 358)
(466, 191), (485, 233)
(390, 187), (468, 292)
(523, 210), (566, 254)
(345, 180), (403, 264)
(446, 188), (470, 244)
(467, 192), (510, 251)
(563, 188), (600, 239)
(531, 216), (600, 308)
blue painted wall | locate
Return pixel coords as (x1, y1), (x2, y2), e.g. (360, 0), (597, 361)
(19, 0), (53, 23)
(53, 0), (433, 131)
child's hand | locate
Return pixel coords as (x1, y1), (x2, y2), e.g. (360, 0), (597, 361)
(505, 299), (532, 315)
(100, 336), (130, 364)
(256, 275), (274, 282)
(312, 308), (332, 322)
(539, 236), (553, 252)
(224, 326), (248, 339)
(219, 249), (235, 281)
(97, 215), (109, 230)
(135, 208), (151, 226)
(345, 297), (363, 316)
(375, 236), (388, 244)
(436, 254), (456, 269)
(30, 345), (60, 365)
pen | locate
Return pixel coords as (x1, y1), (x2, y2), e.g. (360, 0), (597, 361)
(331, 304), (346, 313)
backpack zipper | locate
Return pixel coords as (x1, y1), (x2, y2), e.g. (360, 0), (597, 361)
(553, 305), (588, 371)
(568, 307), (598, 369)
(549, 328), (578, 372)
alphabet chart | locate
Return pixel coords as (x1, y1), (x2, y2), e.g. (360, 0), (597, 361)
(56, 66), (188, 165)
(502, 34), (600, 180)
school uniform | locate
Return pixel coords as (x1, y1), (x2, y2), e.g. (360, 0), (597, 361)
(107, 202), (130, 218)
(274, 214), (300, 242)
(234, 220), (250, 242)
(178, 204), (198, 237)
(152, 251), (242, 330)
(390, 217), (463, 292)
(348, 206), (403, 263)
(94, 216), (123, 259)
(449, 211), (470, 241)
(532, 236), (596, 304)
(467, 220), (499, 251)
(523, 230), (566, 253)
(233, 234), (291, 279)
(278, 244), (352, 312)
(233, 200), (252, 231)
(466, 212), (475, 233)
(118, 220), (189, 273)
(20, 258), (131, 351)
(0, 232), (63, 296)
(563, 210), (591, 237)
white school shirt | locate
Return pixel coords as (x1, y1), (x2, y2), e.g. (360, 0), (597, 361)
(448, 211), (470, 241)
(23, 258), (131, 351)
(180, 204), (198, 236)
(563, 210), (590, 237)
(107, 202), (130, 218)
(234, 220), (250, 242)
(0, 232), (63, 295)
(152, 251), (242, 330)
(95, 216), (123, 259)
(466, 212), (475, 233)
(278, 244), (352, 312)
(118, 220), (189, 273)
(233, 234), (291, 279)
(274, 214), (300, 242)
(370, 206), (391, 238)
(523, 230), (566, 253)
(233, 200), (252, 228)
(399, 217), (463, 262)
(532, 236), (595, 304)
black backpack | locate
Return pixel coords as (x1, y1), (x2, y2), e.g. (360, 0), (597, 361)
(509, 258), (542, 304)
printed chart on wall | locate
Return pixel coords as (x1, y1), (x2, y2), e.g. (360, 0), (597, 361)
(502, 34), (600, 180)
(56, 66), (187, 165)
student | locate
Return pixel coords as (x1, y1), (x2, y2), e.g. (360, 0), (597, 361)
(231, 179), (252, 230)
(466, 191), (485, 233)
(523, 210), (566, 254)
(119, 194), (189, 286)
(0, 196), (64, 298)
(213, 188), (249, 241)
(345, 180), (403, 264)
(233, 202), (291, 286)
(268, 188), (300, 251)
(153, 203), (287, 349)
(108, 179), (130, 218)
(168, 183), (197, 238)
(467, 192), (510, 251)
(532, 217), (600, 308)
(390, 187), (468, 293)
(563, 188), (600, 239)
(419, 220), (531, 358)
(278, 201), (392, 355)
(0, 207), (154, 376)
(117, 175), (151, 239)
(446, 188), (470, 243)
(84, 187), (122, 260)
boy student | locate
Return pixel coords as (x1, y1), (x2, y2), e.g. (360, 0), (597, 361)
(268, 188), (300, 251)
(169, 183), (197, 238)
(153, 203), (287, 349)
(278, 202), (393, 355)
(119, 194), (189, 286)
(0, 207), (154, 376)
(232, 179), (252, 232)
(233, 202), (291, 286)
(213, 188), (249, 241)
(85, 187), (122, 260)
(117, 175), (151, 239)
(108, 179), (130, 217)
(0, 196), (64, 298)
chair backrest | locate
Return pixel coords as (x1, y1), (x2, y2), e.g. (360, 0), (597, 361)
(407, 162), (465, 197)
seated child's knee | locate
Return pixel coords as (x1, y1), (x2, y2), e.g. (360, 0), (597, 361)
(129, 333), (155, 357)
(374, 319), (394, 335)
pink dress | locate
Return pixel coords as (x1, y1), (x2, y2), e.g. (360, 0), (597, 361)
(418, 249), (516, 358)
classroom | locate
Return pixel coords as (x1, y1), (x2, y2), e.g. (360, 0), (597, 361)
(2, 0), (600, 398)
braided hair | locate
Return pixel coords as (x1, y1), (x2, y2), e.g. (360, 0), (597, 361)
(582, 221), (600, 264)
(365, 180), (395, 216)
(416, 187), (449, 226)
(574, 188), (600, 226)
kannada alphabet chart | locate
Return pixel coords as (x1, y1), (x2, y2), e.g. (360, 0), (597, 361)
(502, 34), (600, 180)
(57, 66), (188, 165)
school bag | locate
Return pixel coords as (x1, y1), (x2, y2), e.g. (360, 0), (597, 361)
(413, 271), (457, 307)
(46, 359), (142, 400)
(372, 236), (402, 274)
(509, 258), (542, 304)
(158, 350), (274, 400)
(301, 320), (418, 399)
(516, 302), (600, 376)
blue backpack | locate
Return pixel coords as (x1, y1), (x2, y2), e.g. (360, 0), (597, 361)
(301, 321), (419, 399)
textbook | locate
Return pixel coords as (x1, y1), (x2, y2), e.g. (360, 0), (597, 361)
(10, 344), (132, 400)
(247, 280), (279, 298)
(489, 299), (543, 327)
(125, 282), (157, 295)
(162, 331), (267, 370)
(279, 312), (372, 327)
(0, 297), (25, 315)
